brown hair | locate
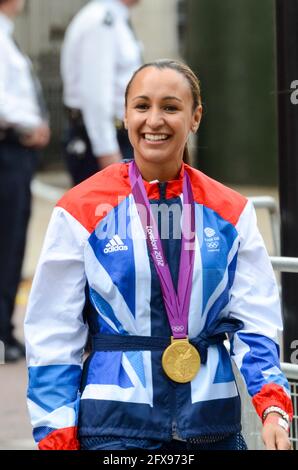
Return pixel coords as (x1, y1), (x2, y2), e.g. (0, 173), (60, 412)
(125, 59), (202, 164)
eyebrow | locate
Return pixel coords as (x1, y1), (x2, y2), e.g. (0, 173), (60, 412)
(163, 96), (183, 102)
(132, 95), (183, 103)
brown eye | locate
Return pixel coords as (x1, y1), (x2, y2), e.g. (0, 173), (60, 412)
(135, 103), (149, 111)
(164, 105), (178, 112)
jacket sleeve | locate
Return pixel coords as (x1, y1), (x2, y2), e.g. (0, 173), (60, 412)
(24, 206), (89, 450)
(229, 200), (293, 421)
(79, 19), (119, 156)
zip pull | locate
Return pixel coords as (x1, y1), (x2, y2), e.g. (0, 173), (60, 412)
(172, 420), (178, 438)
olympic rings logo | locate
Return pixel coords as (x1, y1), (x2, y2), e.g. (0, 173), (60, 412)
(172, 326), (185, 333)
(207, 242), (219, 249)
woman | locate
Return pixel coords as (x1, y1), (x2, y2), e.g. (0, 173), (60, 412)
(25, 60), (293, 451)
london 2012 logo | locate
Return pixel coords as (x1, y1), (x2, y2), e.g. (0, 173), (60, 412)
(204, 227), (220, 252)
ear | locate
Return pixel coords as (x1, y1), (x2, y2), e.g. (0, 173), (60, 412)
(191, 105), (203, 133)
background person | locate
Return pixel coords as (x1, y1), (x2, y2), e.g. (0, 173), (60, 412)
(25, 60), (292, 450)
(0, 0), (50, 362)
(61, 0), (142, 185)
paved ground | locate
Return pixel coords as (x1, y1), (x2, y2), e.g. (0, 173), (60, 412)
(0, 361), (35, 450)
(0, 172), (68, 450)
(0, 170), (279, 450)
(0, 302), (35, 450)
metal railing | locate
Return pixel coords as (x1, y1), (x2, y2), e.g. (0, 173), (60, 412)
(239, 193), (296, 450)
(270, 256), (298, 273)
(249, 195), (280, 255)
(239, 359), (298, 450)
(240, 255), (298, 450)
(273, 257), (298, 450)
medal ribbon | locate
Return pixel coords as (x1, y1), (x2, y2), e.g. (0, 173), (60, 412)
(129, 161), (196, 339)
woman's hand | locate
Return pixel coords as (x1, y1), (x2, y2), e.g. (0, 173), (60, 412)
(262, 412), (292, 450)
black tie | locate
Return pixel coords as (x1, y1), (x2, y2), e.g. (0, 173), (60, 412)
(13, 37), (48, 120)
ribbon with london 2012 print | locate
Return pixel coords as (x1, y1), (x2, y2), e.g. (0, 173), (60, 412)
(129, 161), (201, 383)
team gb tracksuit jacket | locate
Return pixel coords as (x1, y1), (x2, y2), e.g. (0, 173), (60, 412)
(25, 162), (293, 450)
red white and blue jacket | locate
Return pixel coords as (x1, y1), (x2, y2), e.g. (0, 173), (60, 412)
(25, 162), (293, 450)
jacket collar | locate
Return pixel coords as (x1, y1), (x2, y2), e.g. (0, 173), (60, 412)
(123, 162), (185, 200)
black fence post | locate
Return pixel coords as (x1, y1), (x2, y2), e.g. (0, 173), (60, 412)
(276, 0), (298, 362)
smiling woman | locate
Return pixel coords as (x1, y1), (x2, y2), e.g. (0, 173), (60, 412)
(25, 59), (293, 451)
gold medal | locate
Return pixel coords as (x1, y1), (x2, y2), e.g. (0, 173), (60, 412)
(162, 337), (201, 383)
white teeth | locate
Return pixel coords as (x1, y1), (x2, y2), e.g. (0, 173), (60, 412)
(144, 134), (169, 141)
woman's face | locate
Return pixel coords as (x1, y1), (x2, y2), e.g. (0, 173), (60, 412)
(125, 67), (202, 168)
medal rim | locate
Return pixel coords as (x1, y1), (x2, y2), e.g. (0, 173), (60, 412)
(162, 339), (201, 383)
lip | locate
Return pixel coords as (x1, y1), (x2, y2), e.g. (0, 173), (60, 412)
(141, 133), (172, 145)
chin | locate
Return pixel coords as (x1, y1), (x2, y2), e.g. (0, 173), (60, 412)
(142, 153), (172, 164)
(136, 146), (173, 162)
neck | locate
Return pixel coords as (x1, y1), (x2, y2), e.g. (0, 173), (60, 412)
(135, 158), (183, 182)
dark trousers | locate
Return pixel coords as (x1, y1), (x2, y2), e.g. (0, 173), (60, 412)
(0, 139), (37, 343)
(63, 120), (134, 186)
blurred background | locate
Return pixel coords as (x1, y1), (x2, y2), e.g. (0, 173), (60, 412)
(0, 0), (291, 450)
(15, 0), (278, 185)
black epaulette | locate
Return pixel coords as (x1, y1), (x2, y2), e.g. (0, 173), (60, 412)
(103, 11), (114, 27)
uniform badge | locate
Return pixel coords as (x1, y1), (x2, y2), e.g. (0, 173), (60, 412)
(103, 12), (114, 27)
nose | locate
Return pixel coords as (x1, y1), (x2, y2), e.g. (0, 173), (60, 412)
(146, 106), (164, 129)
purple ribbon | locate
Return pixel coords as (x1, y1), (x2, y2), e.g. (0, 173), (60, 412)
(129, 161), (195, 339)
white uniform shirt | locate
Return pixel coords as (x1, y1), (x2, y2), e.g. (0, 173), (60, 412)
(61, 0), (142, 157)
(0, 12), (43, 131)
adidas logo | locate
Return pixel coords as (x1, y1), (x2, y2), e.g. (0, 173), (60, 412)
(104, 235), (128, 254)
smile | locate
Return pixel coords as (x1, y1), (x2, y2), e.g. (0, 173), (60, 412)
(143, 134), (170, 142)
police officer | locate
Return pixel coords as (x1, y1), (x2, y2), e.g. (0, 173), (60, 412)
(61, 0), (142, 185)
(0, 0), (50, 362)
